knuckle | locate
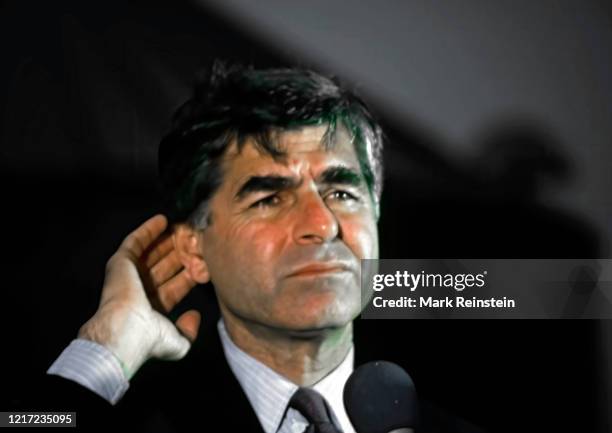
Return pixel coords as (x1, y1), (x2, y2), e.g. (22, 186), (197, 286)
(160, 291), (177, 310)
(105, 254), (119, 271)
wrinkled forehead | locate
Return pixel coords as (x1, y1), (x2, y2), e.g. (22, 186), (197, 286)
(221, 125), (360, 178)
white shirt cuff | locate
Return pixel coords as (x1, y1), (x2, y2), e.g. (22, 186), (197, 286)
(47, 339), (129, 405)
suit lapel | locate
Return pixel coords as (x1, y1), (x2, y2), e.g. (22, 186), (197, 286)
(123, 306), (265, 432)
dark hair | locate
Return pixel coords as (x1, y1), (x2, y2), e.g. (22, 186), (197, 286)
(158, 61), (384, 227)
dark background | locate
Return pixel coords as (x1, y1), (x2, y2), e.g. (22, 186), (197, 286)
(1, 0), (611, 432)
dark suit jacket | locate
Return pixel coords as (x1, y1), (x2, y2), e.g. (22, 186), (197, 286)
(26, 313), (264, 432)
(18, 300), (486, 433)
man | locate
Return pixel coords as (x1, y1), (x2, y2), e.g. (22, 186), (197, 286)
(45, 63), (480, 433)
(47, 62), (382, 432)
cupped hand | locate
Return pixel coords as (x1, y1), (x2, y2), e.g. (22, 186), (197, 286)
(78, 214), (201, 378)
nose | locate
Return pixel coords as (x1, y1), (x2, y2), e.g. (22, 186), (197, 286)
(292, 189), (340, 245)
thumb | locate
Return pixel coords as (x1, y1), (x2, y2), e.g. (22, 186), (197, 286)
(151, 313), (194, 361)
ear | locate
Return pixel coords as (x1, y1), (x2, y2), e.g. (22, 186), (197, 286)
(173, 223), (210, 284)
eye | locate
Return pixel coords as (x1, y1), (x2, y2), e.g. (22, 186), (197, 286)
(250, 194), (281, 209)
(327, 190), (359, 202)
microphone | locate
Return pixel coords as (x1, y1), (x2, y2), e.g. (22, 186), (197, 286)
(343, 361), (419, 433)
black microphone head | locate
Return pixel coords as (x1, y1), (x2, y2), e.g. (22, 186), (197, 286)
(343, 361), (419, 433)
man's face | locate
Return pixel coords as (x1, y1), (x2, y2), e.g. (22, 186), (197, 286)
(197, 125), (379, 333)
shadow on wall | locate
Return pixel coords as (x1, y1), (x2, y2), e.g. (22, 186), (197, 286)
(379, 117), (601, 259)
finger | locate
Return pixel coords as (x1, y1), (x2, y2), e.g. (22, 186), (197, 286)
(175, 309), (201, 343)
(120, 214), (168, 259)
(150, 250), (183, 287)
(143, 234), (175, 268)
(156, 269), (197, 312)
(101, 253), (151, 304)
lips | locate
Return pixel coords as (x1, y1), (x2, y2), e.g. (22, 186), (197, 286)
(286, 262), (352, 278)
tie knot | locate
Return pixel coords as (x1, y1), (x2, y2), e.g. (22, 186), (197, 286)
(289, 387), (339, 428)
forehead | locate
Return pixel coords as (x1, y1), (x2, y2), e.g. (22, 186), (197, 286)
(221, 125), (360, 179)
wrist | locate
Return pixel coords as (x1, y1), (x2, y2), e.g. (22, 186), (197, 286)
(78, 308), (155, 379)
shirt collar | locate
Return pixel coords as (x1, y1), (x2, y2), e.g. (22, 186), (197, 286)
(217, 319), (354, 433)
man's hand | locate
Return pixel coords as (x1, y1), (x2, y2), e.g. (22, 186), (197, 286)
(78, 214), (201, 378)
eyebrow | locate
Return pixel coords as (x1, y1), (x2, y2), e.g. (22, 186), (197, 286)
(234, 165), (363, 202)
(318, 166), (363, 187)
(234, 176), (299, 201)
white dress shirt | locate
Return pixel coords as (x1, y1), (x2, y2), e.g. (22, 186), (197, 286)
(217, 320), (355, 433)
(47, 319), (356, 433)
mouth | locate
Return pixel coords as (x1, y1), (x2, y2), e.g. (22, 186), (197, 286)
(286, 262), (352, 278)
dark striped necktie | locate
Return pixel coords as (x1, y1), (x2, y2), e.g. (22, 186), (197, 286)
(288, 387), (344, 433)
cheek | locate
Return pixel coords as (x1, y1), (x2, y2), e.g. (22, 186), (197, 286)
(246, 226), (286, 258)
(222, 221), (290, 279)
(340, 215), (378, 260)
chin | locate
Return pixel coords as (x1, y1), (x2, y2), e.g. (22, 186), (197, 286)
(283, 322), (349, 339)
(282, 303), (358, 333)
